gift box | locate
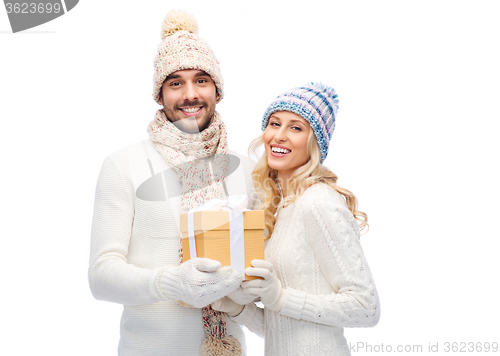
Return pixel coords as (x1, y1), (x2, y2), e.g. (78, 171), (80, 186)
(180, 209), (265, 280)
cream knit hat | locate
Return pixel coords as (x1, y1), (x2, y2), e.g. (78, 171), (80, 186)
(153, 9), (224, 105)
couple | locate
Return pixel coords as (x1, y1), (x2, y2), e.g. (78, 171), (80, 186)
(89, 9), (380, 356)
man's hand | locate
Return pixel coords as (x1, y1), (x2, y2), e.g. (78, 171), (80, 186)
(157, 258), (242, 308)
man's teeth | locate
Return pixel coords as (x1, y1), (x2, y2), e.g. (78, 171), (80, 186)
(181, 107), (201, 113)
(272, 147), (291, 154)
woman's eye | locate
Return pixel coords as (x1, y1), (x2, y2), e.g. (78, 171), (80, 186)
(270, 122), (280, 127)
(292, 126), (301, 131)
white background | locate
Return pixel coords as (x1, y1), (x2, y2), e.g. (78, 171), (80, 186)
(1, 1), (499, 355)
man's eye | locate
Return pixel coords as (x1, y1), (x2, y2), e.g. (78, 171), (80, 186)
(197, 79), (208, 83)
(169, 82), (181, 87)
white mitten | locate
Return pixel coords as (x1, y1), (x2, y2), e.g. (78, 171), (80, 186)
(241, 259), (285, 312)
(211, 297), (244, 317)
(158, 258), (242, 308)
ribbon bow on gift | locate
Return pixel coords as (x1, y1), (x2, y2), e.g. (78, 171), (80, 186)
(187, 195), (249, 278)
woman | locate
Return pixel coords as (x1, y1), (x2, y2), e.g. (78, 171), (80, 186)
(213, 83), (380, 356)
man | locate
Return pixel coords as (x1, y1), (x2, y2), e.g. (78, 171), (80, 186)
(89, 9), (259, 356)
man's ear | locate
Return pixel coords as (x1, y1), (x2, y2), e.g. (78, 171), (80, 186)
(159, 93), (163, 106)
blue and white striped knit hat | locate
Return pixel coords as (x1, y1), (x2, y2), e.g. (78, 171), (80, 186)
(261, 82), (339, 163)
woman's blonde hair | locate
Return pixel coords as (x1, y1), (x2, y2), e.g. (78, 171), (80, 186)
(249, 129), (368, 240)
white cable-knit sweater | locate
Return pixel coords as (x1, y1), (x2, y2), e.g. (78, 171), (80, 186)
(89, 140), (259, 356)
(232, 183), (380, 356)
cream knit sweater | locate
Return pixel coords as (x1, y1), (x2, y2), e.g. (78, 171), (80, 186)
(232, 183), (380, 356)
(89, 140), (259, 356)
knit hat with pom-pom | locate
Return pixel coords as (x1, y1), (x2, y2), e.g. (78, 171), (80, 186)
(153, 9), (223, 105)
(261, 82), (339, 163)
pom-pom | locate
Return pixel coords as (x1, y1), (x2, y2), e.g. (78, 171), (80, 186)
(201, 336), (242, 356)
(161, 9), (198, 40)
(305, 82), (336, 96)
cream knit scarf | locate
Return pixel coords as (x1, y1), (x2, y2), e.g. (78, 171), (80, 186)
(148, 109), (242, 356)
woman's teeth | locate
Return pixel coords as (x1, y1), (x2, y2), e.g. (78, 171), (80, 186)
(272, 147), (291, 154)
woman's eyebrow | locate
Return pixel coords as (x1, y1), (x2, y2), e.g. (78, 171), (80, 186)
(289, 119), (307, 125)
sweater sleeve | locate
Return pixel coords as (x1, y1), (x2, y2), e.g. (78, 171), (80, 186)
(279, 188), (380, 328)
(230, 302), (265, 339)
(88, 155), (166, 305)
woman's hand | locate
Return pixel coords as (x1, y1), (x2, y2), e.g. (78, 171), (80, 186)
(241, 259), (285, 312)
(211, 297), (244, 317)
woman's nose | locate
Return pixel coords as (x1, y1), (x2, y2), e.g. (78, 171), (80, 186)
(273, 126), (288, 143)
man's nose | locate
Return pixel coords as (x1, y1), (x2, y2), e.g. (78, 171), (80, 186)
(183, 82), (198, 102)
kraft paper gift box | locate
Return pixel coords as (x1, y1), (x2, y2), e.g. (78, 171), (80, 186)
(180, 209), (265, 280)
